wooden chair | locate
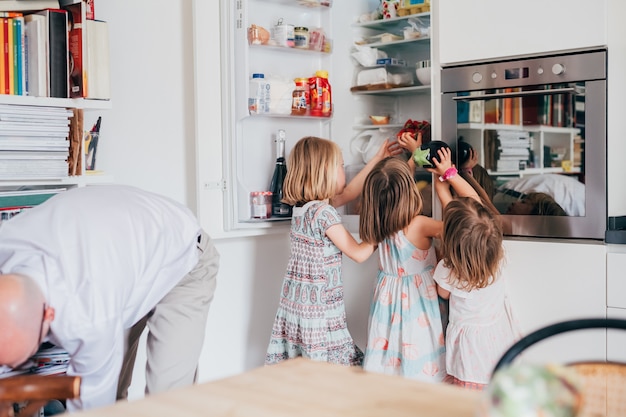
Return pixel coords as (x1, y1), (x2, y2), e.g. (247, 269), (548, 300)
(0, 375), (80, 417)
(492, 318), (626, 417)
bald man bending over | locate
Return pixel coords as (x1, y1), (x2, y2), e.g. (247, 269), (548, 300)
(0, 185), (219, 412)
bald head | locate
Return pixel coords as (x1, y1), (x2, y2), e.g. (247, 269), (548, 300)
(0, 274), (47, 368)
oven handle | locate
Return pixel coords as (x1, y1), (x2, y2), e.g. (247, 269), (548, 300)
(452, 87), (576, 101)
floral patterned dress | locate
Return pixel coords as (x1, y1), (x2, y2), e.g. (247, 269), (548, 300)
(363, 231), (446, 382)
(265, 200), (363, 366)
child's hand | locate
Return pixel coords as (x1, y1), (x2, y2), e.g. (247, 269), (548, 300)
(462, 149), (478, 170)
(427, 147), (454, 177)
(374, 139), (403, 160)
(397, 131), (422, 154)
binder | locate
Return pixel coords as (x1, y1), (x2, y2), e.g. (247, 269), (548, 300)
(36, 9), (68, 98)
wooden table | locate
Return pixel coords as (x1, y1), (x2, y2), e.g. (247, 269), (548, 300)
(73, 358), (482, 417)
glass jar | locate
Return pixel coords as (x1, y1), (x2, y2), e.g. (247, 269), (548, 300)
(250, 191), (272, 219)
(294, 26), (309, 49)
(291, 78), (308, 116)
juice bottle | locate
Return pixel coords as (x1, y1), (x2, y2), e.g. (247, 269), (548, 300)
(291, 78), (308, 116)
(309, 70), (332, 117)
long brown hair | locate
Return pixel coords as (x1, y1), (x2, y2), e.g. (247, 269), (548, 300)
(282, 136), (341, 206)
(440, 197), (503, 290)
(359, 157), (423, 244)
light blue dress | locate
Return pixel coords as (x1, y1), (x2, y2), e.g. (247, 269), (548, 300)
(363, 231), (446, 382)
(265, 200), (363, 366)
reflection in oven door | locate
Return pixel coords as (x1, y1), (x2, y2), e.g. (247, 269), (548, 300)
(440, 48), (606, 240)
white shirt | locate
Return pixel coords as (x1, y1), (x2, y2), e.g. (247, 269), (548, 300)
(0, 185), (201, 410)
(433, 260), (520, 384)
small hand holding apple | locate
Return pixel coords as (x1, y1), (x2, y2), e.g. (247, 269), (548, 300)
(397, 131), (422, 154)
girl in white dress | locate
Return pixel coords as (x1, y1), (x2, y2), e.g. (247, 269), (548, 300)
(430, 149), (521, 390)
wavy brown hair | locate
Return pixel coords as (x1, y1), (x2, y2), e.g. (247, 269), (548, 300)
(359, 157), (423, 244)
(282, 136), (341, 206)
(440, 197), (503, 290)
(524, 192), (567, 216)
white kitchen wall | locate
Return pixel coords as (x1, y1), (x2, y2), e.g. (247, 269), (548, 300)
(94, 0), (197, 204)
(94, 0), (622, 403)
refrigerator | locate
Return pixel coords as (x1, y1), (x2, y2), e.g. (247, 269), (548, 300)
(222, 0), (436, 233)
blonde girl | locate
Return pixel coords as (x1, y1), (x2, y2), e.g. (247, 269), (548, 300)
(358, 152), (477, 382)
(265, 136), (398, 366)
(430, 148), (521, 390)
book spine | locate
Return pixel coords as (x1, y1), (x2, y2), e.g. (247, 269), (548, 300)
(6, 17), (13, 95)
(48, 10), (69, 98)
(13, 17), (21, 95)
(64, 3), (85, 98)
(0, 18), (4, 95)
(22, 17), (27, 95)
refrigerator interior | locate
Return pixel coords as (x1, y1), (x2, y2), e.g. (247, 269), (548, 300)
(225, 0), (434, 232)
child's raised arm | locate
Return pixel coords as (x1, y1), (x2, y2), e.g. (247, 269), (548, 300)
(325, 223), (375, 263)
(331, 139), (401, 208)
(428, 147), (480, 208)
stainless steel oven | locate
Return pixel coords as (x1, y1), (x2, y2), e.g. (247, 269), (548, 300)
(441, 48), (606, 240)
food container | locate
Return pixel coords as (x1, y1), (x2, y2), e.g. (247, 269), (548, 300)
(250, 191), (272, 219)
(294, 27), (309, 49)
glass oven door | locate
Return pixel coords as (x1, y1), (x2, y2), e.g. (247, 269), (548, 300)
(441, 49), (606, 240)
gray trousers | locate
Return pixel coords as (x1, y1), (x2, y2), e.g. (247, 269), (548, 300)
(116, 229), (219, 399)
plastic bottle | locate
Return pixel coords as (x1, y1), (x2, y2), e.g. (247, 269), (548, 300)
(248, 73), (270, 114)
(309, 70), (332, 117)
(291, 78), (308, 116)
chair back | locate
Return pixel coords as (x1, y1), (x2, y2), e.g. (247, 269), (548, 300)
(0, 375), (80, 417)
(492, 318), (626, 417)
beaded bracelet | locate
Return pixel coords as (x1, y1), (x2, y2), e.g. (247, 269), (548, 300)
(438, 166), (458, 182)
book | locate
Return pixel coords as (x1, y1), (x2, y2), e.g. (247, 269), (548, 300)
(13, 16), (24, 95)
(85, 19), (110, 100)
(0, 1), (60, 12)
(1, 18), (8, 94)
(483, 90), (501, 124)
(36, 9), (68, 98)
(62, 1), (86, 97)
(7, 17), (13, 95)
(0, 18), (4, 95)
(59, 0), (93, 20)
(0, 187), (65, 208)
(24, 13), (48, 97)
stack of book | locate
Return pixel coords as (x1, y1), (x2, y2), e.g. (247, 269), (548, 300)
(0, 185), (65, 222)
(0, 104), (72, 179)
(495, 129), (531, 172)
(0, 344), (70, 378)
(0, 0), (110, 99)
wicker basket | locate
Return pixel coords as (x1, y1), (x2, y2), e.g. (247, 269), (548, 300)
(571, 362), (626, 417)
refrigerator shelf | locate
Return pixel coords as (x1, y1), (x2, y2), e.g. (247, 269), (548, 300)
(257, 0), (331, 8)
(246, 114), (333, 120)
(249, 43), (331, 55)
(351, 85), (430, 96)
(352, 12), (430, 31)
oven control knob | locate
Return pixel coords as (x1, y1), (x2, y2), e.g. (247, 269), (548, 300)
(552, 63), (565, 75)
(472, 72), (482, 83)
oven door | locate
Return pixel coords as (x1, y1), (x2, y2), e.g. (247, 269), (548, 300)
(441, 49), (606, 240)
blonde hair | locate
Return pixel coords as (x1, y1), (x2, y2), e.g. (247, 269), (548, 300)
(282, 136), (341, 206)
(441, 197), (503, 290)
(359, 157), (423, 244)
